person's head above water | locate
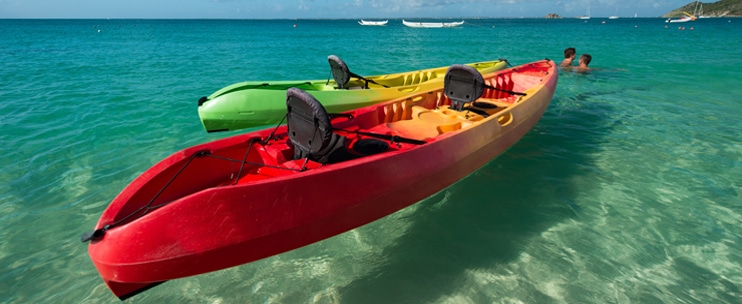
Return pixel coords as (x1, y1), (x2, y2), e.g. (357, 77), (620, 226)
(564, 47), (576, 59)
(579, 54), (592, 67)
(560, 47), (577, 66)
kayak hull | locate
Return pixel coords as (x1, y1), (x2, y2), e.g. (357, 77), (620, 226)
(87, 60), (557, 299)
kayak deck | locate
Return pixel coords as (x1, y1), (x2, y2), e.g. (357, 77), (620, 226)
(232, 92), (521, 185)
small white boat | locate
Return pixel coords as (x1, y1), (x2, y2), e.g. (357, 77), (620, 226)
(402, 20), (464, 28)
(578, 7), (591, 20)
(358, 20), (388, 26)
(665, 15), (694, 23)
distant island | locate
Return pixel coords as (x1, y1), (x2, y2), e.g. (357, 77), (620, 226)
(545, 13), (561, 19)
(663, 0), (742, 17)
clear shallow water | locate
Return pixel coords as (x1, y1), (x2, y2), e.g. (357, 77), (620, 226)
(1, 18), (740, 303)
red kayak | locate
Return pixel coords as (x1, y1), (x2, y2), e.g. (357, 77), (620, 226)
(83, 59), (558, 299)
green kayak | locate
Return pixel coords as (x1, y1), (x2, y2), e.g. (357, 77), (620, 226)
(197, 56), (509, 132)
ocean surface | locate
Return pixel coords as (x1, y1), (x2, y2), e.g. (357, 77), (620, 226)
(1, 18), (740, 303)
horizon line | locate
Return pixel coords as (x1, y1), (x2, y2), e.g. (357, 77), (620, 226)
(3, 16), (721, 20)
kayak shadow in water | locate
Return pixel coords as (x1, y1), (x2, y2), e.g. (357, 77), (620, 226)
(335, 89), (618, 303)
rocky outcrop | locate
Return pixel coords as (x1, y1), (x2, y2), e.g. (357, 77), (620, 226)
(663, 0), (742, 17)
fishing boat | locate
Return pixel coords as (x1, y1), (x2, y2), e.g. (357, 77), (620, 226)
(198, 56), (508, 132)
(358, 19), (388, 26)
(83, 59), (558, 300)
(402, 19), (464, 28)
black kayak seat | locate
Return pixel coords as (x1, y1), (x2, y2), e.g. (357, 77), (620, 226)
(328, 55), (352, 89)
(444, 64), (486, 111)
(286, 88), (388, 165)
(328, 55), (381, 90)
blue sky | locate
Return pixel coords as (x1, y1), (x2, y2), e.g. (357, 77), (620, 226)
(0, 0), (698, 19)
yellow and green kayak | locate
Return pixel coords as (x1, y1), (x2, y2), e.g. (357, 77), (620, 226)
(197, 56), (509, 132)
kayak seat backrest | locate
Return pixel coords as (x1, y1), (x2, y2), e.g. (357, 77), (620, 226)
(286, 87), (340, 163)
(444, 64), (485, 111)
(328, 55), (375, 90)
(286, 88), (388, 165)
(328, 55), (351, 89)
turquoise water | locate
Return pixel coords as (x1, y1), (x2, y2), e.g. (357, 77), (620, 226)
(1, 18), (740, 303)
